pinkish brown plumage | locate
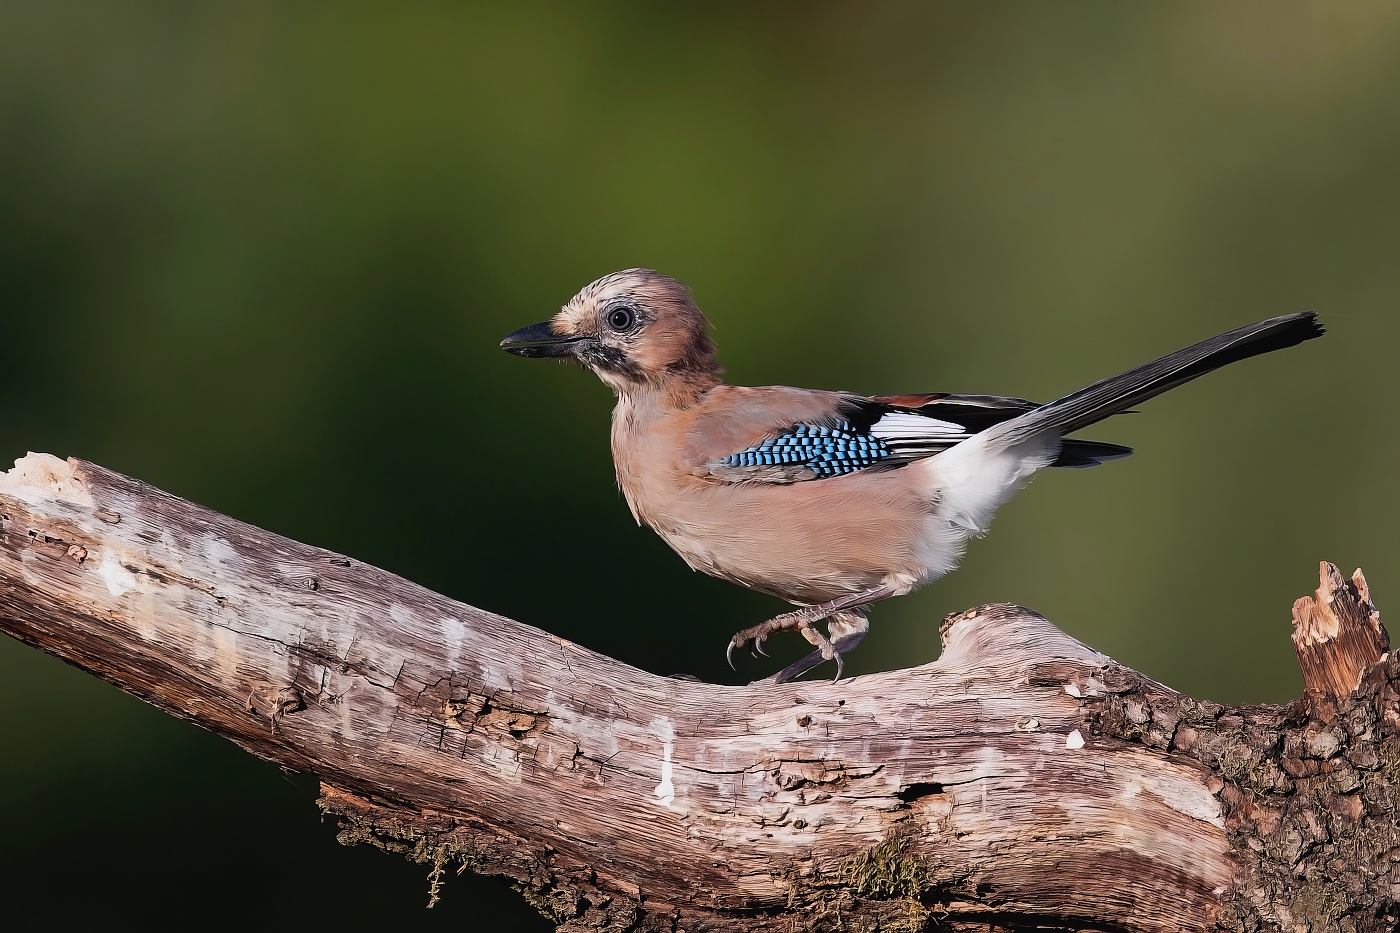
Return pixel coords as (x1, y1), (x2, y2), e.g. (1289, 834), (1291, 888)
(503, 269), (1322, 681)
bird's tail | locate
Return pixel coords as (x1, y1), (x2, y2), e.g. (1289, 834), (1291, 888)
(989, 311), (1324, 448)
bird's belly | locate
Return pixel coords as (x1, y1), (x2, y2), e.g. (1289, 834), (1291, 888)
(638, 473), (936, 605)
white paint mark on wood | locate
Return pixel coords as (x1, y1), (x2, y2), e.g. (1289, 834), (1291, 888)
(208, 616), (239, 684)
(1064, 682), (1083, 698)
(438, 615), (467, 669)
(1143, 776), (1224, 827)
(334, 675), (358, 741)
(200, 534), (241, 571)
(1066, 729), (1085, 749)
(480, 665), (513, 693)
(93, 552), (137, 598)
(653, 719), (676, 807)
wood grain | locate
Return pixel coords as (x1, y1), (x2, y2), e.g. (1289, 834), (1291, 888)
(2, 453), (1397, 932)
(1292, 562), (1389, 700)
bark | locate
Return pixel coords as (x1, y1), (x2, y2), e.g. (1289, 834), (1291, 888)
(1, 452), (1397, 933)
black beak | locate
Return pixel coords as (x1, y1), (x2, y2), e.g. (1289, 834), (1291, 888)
(499, 321), (590, 359)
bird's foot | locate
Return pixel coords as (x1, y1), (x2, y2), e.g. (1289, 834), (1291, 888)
(727, 608), (843, 680)
(766, 610), (870, 684)
(726, 589), (893, 683)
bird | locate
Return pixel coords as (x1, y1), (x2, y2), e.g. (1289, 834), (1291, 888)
(501, 269), (1323, 682)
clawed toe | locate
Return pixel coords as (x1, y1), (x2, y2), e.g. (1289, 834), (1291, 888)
(725, 595), (880, 680)
(726, 631), (771, 669)
(725, 615), (844, 677)
(726, 621), (781, 666)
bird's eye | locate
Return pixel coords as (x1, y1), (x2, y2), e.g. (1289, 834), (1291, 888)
(607, 307), (636, 332)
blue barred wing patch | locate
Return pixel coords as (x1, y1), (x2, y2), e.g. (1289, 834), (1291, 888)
(720, 421), (893, 478)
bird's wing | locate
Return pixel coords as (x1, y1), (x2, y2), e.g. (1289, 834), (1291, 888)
(870, 393), (1134, 468)
(702, 391), (1132, 485)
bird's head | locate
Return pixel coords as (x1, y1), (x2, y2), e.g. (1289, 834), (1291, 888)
(500, 269), (719, 396)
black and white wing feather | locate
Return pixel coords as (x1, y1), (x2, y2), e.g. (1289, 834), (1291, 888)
(708, 393), (1132, 484)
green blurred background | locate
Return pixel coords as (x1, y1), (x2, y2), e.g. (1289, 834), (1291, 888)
(2, 2), (1397, 928)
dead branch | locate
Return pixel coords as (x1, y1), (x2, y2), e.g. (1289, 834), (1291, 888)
(1, 453), (1396, 932)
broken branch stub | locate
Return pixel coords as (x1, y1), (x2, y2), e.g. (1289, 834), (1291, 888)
(1, 452), (1398, 932)
(1292, 561), (1390, 701)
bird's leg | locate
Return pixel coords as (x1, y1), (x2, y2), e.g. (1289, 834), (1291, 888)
(730, 606), (837, 665)
(766, 609), (871, 684)
(825, 608), (871, 655)
(726, 587), (894, 681)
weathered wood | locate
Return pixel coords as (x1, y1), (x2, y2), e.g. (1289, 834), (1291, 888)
(1, 452), (1397, 932)
(1292, 562), (1389, 701)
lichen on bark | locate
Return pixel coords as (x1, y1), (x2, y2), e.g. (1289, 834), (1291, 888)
(1090, 647), (1400, 932)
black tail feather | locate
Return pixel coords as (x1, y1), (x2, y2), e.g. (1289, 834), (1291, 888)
(1053, 439), (1134, 468)
(996, 312), (1324, 446)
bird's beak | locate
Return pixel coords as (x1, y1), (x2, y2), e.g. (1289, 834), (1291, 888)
(499, 321), (590, 359)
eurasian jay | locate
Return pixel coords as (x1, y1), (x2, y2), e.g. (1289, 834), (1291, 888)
(501, 269), (1322, 681)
